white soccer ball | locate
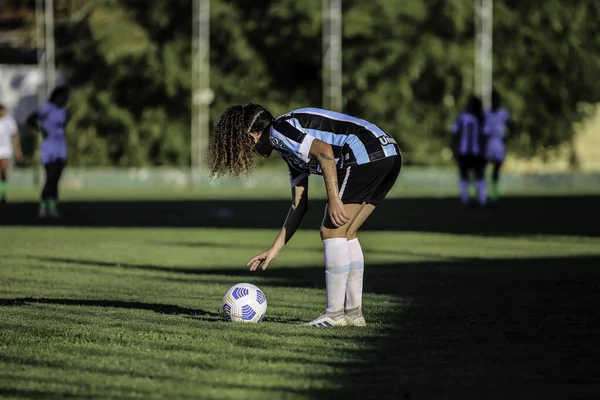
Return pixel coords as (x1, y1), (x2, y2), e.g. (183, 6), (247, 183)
(222, 283), (267, 323)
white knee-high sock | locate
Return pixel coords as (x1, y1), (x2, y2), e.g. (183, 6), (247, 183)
(346, 238), (364, 316)
(323, 238), (350, 316)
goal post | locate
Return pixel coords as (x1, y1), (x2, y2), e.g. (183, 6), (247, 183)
(475, 0), (493, 109)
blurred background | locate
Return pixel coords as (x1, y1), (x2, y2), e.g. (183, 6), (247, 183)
(1, 0), (600, 194)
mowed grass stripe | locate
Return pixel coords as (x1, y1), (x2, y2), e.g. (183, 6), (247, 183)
(0, 228), (408, 399)
(1, 195), (600, 399)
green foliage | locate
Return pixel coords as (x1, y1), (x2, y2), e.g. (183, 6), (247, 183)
(88, 6), (151, 65)
(492, 0), (600, 159)
(59, 0), (193, 167)
(56, 0), (600, 167)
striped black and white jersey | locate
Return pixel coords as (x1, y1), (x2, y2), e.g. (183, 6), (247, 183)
(451, 112), (486, 156)
(269, 108), (400, 186)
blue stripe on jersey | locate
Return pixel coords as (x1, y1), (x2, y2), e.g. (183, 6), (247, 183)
(293, 108), (388, 138)
(273, 119), (306, 143)
(345, 135), (370, 164)
(271, 127), (302, 157)
(382, 143), (398, 158)
(286, 118), (348, 147)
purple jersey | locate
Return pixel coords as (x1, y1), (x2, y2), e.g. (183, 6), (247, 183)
(38, 103), (67, 164)
(484, 108), (510, 138)
(484, 107), (511, 162)
(451, 112), (485, 156)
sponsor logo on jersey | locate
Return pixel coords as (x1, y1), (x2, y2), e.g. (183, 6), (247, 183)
(270, 136), (286, 150)
(378, 136), (397, 146)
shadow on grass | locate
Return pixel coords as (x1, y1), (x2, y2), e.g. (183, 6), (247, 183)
(1, 195), (599, 237)
(151, 241), (481, 263)
(11, 253), (600, 291)
(10, 253), (600, 399)
(1, 252), (600, 398)
(0, 388), (86, 400)
(0, 298), (220, 319)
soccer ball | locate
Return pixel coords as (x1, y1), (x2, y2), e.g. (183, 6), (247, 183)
(222, 283), (267, 323)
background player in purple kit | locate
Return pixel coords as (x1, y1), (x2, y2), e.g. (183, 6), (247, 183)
(208, 103), (402, 327)
(451, 95), (488, 207)
(27, 86), (70, 218)
(484, 90), (515, 202)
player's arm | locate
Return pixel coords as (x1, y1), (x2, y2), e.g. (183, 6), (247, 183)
(25, 110), (39, 127)
(450, 118), (460, 159)
(6, 116), (23, 163)
(25, 110), (48, 139)
(247, 177), (309, 271)
(11, 131), (23, 163)
(273, 177), (309, 249)
(270, 120), (347, 227)
(309, 139), (349, 227)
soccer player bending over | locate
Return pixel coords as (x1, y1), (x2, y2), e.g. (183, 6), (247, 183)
(209, 104), (402, 327)
(0, 104), (24, 205)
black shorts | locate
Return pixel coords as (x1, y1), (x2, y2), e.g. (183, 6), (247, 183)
(337, 155), (402, 205)
(457, 155), (485, 179)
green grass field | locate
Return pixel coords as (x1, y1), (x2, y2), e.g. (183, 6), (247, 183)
(1, 190), (600, 399)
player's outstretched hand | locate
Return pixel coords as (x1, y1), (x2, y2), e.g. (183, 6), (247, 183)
(247, 247), (280, 271)
(329, 198), (349, 227)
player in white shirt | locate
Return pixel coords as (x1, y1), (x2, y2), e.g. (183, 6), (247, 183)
(0, 104), (23, 205)
(484, 91), (514, 202)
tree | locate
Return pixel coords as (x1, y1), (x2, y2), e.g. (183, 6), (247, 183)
(493, 0), (600, 161)
(58, 0), (194, 166)
(50, 0), (600, 167)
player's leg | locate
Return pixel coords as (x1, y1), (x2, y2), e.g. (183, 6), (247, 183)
(307, 156), (400, 327)
(307, 161), (382, 327)
(39, 162), (55, 217)
(344, 155), (401, 326)
(307, 202), (367, 327)
(474, 157), (487, 206)
(343, 203), (376, 327)
(457, 156), (470, 205)
(490, 161), (502, 201)
(315, 161), (381, 325)
(0, 158), (9, 204)
(48, 159), (66, 217)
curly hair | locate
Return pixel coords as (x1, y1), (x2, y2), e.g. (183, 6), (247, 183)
(208, 103), (274, 178)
